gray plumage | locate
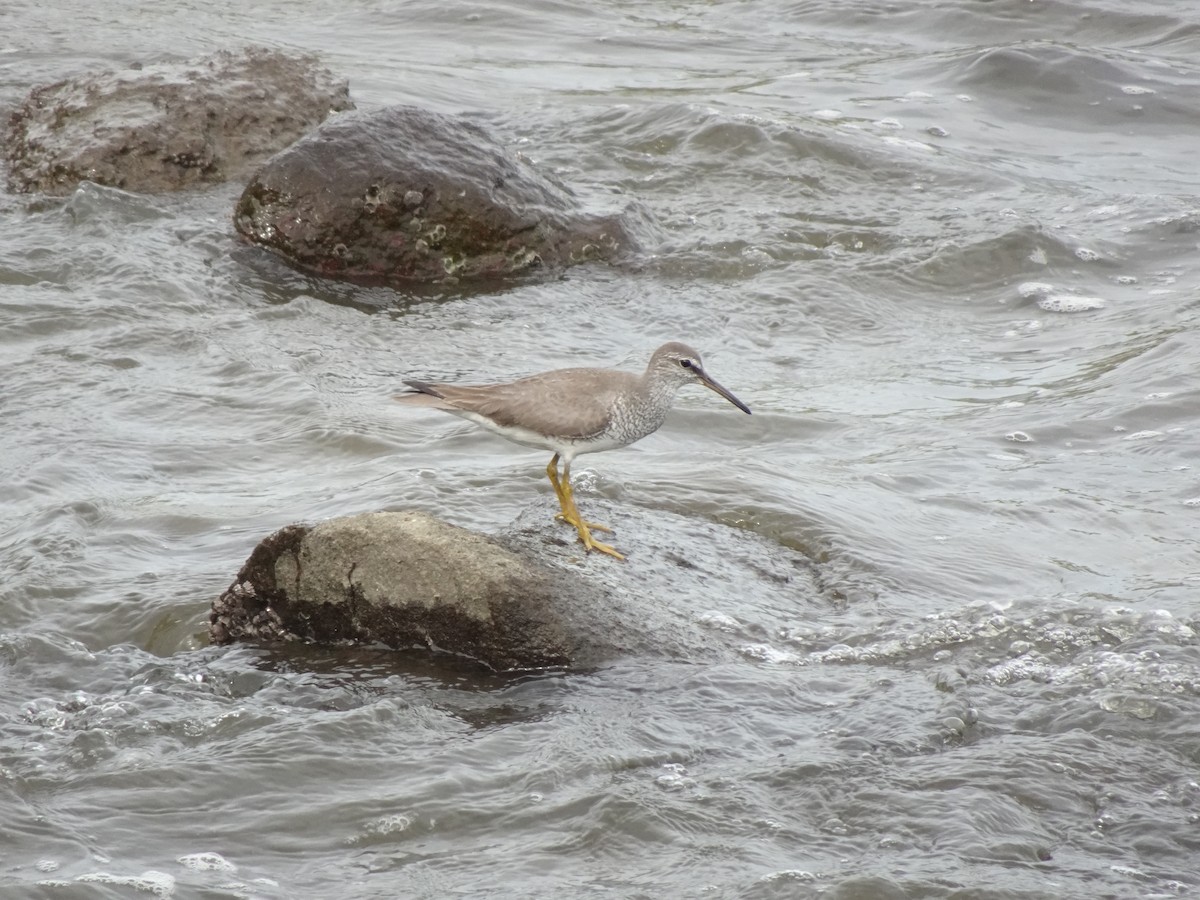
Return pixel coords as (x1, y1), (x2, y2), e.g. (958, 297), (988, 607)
(395, 341), (750, 559)
(396, 341), (750, 464)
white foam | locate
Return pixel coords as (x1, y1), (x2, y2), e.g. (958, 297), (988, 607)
(1018, 281), (1054, 299)
(177, 853), (236, 873)
(76, 870), (175, 897)
(1037, 294), (1106, 312)
(740, 643), (799, 664)
(364, 814), (412, 835)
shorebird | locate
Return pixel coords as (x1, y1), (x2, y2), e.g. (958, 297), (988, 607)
(395, 341), (751, 559)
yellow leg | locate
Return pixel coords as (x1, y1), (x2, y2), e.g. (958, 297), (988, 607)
(545, 455), (613, 533)
(544, 455), (623, 559)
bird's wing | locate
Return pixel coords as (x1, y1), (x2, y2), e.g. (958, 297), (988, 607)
(403, 368), (635, 441)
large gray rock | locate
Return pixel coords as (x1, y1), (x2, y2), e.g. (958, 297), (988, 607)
(211, 504), (825, 673)
(4, 47), (353, 195)
(210, 510), (610, 671)
(232, 105), (634, 284)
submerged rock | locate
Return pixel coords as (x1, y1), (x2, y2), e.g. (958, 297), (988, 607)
(4, 47), (353, 195)
(211, 503), (823, 673)
(232, 104), (634, 284)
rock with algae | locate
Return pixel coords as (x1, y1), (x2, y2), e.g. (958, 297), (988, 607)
(5, 47), (353, 195)
(232, 105), (635, 284)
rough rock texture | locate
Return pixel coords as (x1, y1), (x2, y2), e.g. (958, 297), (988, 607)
(4, 47), (354, 195)
(210, 510), (606, 671)
(232, 105), (634, 284)
(212, 502), (828, 674)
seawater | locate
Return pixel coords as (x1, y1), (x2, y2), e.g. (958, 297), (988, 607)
(2, 1), (1198, 896)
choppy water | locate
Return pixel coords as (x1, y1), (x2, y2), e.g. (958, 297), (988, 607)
(3, 1), (1199, 897)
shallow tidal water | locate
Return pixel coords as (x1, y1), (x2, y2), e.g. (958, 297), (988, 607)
(2, 1), (1199, 897)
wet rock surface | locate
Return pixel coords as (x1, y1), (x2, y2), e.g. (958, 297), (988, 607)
(211, 510), (613, 672)
(232, 104), (634, 284)
(4, 47), (353, 196)
(211, 504), (822, 673)
(500, 498), (826, 661)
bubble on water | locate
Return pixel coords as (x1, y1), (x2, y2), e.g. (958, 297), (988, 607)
(364, 814), (412, 835)
(571, 468), (599, 491)
(36, 860), (59, 873)
(1183, 498), (1200, 507)
(741, 643), (798, 664)
(1038, 294), (1106, 312)
(812, 108), (843, 120)
(1121, 85), (1156, 95)
(1005, 431), (1033, 442)
(926, 125), (949, 137)
(1115, 275), (1138, 285)
(759, 870), (818, 884)
(656, 763), (693, 791)
(1099, 694), (1157, 719)
(813, 642), (855, 662)
(874, 117), (903, 129)
(903, 91), (934, 101)
(823, 816), (850, 835)
(1018, 281), (1054, 299)
(956, 94), (974, 102)
(1075, 247), (1101, 261)
(76, 871), (175, 898)
(178, 853), (236, 873)
(741, 246), (772, 266)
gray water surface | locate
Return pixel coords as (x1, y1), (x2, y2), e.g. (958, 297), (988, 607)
(2, 1), (1199, 897)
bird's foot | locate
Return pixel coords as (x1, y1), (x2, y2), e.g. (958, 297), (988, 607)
(557, 514), (625, 560)
(579, 531), (625, 560)
(555, 512), (614, 534)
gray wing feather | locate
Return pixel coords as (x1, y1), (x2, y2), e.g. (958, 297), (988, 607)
(397, 368), (636, 440)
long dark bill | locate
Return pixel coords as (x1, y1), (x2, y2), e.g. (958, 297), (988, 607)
(697, 369), (752, 415)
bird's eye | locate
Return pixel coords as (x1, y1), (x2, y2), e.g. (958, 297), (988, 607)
(680, 359), (692, 369)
